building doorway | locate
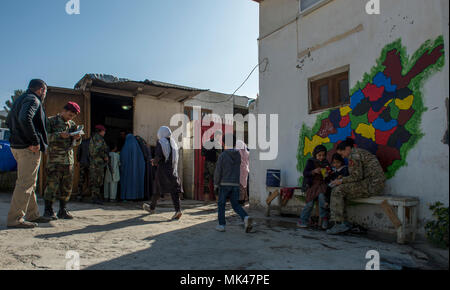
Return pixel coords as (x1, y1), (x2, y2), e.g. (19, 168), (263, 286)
(90, 93), (134, 150)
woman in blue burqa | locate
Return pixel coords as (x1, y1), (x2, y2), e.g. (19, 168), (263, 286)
(120, 134), (145, 201)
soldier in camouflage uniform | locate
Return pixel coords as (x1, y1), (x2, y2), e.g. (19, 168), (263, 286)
(327, 138), (386, 235)
(44, 102), (82, 220)
(89, 125), (109, 205)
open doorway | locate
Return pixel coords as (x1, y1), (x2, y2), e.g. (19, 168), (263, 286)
(90, 93), (134, 150)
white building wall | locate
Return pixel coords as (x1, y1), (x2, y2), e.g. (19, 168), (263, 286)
(252, 0), (449, 231)
(134, 95), (184, 146)
(184, 91), (250, 118)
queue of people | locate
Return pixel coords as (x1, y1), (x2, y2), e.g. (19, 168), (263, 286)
(4, 79), (177, 228)
(78, 129), (157, 204)
(3, 79), (252, 231)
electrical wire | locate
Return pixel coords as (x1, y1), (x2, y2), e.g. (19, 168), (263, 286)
(195, 58), (268, 104)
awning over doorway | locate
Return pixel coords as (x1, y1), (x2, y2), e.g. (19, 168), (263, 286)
(75, 73), (208, 103)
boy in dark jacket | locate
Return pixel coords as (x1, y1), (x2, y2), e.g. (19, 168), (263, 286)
(329, 153), (349, 184)
(214, 134), (252, 233)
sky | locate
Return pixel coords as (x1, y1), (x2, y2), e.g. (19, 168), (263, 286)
(0, 0), (259, 109)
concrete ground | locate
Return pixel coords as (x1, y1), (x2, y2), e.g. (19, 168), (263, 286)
(0, 193), (447, 270)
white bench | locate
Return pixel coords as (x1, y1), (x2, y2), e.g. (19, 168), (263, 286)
(266, 187), (419, 244)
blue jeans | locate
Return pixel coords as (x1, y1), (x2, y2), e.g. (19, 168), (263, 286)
(299, 193), (328, 224)
(218, 186), (248, 226)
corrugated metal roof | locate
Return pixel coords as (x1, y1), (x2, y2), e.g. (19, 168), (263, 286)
(81, 73), (131, 84)
(74, 73), (208, 103)
(75, 73), (207, 92)
(147, 80), (206, 92)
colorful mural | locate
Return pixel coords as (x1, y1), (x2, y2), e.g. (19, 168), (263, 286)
(297, 36), (445, 182)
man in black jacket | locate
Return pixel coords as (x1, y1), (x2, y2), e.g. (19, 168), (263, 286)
(6, 79), (52, 228)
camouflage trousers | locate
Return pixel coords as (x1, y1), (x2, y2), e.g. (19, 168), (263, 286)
(89, 164), (106, 200)
(204, 161), (216, 195)
(44, 164), (74, 202)
(330, 179), (384, 223)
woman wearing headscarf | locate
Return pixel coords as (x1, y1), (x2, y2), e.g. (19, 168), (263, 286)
(120, 134), (145, 201)
(135, 135), (153, 201)
(236, 140), (250, 204)
(298, 145), (331, 230)
(143, 126), (183, 220)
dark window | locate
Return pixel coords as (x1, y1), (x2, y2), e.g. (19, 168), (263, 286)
(310, 71), (349, 112)
(339, 78), (350, 103)
(319, 85), (329, 107)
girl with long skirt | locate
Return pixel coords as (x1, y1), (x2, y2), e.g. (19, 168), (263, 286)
(143, 126), (183, 220)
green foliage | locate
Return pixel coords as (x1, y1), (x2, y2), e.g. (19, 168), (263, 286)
(4, 90), (24, 112)
(0, 90), (24, 123)
(425, 202), (449, 249)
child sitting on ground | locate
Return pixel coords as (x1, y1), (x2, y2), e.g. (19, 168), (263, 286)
(298, 145), (331, 230)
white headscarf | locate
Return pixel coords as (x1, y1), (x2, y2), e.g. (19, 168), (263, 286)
(157, 126), (179, 177)
(236, 140), (250, 187)
(236, 140), (247, 151)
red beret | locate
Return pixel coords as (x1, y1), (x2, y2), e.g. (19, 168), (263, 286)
(65, 101), (81, 114)
(95, 125), (106, 131)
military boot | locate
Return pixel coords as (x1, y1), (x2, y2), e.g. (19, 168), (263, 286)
(44, 200), (58, 221)
(57, 200), (74, 220)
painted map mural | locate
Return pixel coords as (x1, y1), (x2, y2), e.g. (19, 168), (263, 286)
(297, 36), (445, 182)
